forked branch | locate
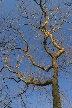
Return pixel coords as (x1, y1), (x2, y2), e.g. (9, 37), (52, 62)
(34, 0), (65, 58)
(5, 64), (52, 86)
(28, 53), (53, 72)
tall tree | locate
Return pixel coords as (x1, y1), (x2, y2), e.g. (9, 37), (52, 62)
(0, 0), (72, 108)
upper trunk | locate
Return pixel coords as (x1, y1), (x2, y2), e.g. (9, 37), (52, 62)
(52, 60), (62, 108)
(52, 78), (62, 108)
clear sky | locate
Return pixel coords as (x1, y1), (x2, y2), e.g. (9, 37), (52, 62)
(1, 0), (15, 12)
(0, 0), (72, 108)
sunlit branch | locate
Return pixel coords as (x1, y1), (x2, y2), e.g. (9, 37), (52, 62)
(20, 71), (52, 86)
(66, 61), (72, 65)
(43, 39), (53, 57)
(43, 29), (53, 57)
(34, 0), (49, 27)
(5, 65), (14, 72)
(41, 21), (65, 54)
(6, 64), (52, 86)
(55, 48), (65, 58)
(42, 27), (65, 58)
(35, 0), (65, 59)
(22, 77), (52, 86)
(49, 33), (65, 50)
(28, 53), (53, 72)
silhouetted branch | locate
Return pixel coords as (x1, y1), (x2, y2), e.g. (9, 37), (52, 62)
(0, 66), (4, 72)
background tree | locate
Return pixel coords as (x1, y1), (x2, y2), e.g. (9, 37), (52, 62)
(0, 0), (72, 108)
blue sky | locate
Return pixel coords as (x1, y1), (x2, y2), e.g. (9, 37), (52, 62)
(0, 0), (72, 108)
(2, 0), (15, 13)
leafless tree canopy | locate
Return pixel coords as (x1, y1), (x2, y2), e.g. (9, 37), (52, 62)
(0, 0), (72, 108)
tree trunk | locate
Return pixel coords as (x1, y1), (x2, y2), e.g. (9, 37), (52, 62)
(52, 65), (62, 108)
(52, 78), (62, 108)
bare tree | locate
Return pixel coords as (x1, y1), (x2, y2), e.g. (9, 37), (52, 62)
(0, 0), (72, 108)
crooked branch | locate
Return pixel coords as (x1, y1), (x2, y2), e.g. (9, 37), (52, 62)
(6, 64), (52, 86)
(27, 53), (53, 72)
(34, 0), (65, 58)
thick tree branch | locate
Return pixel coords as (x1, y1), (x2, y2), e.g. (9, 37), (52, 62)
(24, 78), (52, 86)
(43, 28), (53, 57)
(5, 64), (52, 86)
(55, 48), (65, 58)
(36, 0), (65, 59)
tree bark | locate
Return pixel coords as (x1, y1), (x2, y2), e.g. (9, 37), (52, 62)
(52, 64), (62, 108)
(52, 79), (62, 108)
